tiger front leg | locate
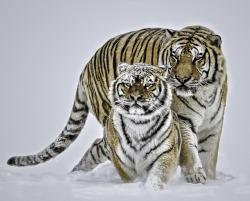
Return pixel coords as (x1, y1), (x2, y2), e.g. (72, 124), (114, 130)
(180, 125), (206, 184)
(72, 138), (109, 172)
(145, 151), (179, 190)
(197, 120), (224, 179)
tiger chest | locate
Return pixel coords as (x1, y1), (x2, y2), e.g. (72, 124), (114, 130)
(113, 116), (172, 177)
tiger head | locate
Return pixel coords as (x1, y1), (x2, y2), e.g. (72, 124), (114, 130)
(160, 25), (225, 97)
(109, 63), (171, 117)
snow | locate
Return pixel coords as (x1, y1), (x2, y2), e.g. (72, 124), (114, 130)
(1, 0), (250, 200)
(1, 162), (250, 201)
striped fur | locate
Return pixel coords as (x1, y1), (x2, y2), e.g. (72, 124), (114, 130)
(160, 26), (227, 180)
(73, 63), (181, 188)
(7, 26), (227, 183)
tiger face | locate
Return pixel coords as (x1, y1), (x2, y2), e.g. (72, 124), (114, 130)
(162, 26), (222, 97)
(109, 63), (171, 116)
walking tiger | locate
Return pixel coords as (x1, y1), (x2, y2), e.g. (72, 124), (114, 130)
(8, 25), (227, 184)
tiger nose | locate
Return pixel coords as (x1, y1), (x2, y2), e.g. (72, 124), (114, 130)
(175, 75), (191, 84)
(130, 94), (143, 101)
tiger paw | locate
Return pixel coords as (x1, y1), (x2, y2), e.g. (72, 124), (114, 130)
(184, 167), (207, 184)
(144, 180), (167, 191)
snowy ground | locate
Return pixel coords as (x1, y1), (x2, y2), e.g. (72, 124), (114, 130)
(1, 0), (250, 201)
(1, 162), (250, 201)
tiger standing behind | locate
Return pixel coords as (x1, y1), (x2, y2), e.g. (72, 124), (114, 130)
(72, 63), (182, 189)
(8, 25), (227, 183)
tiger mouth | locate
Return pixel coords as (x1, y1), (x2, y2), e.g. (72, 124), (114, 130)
(129, 104), (145, 115)
(176, 85), (190, 91)
(132, 102), (140, 107)
(175, 85), (197, 96)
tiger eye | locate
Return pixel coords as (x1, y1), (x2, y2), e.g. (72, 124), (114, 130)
(169, 56), (177, 67)
(196, 58), (205, 68)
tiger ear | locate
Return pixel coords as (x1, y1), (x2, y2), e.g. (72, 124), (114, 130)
(207, 34), (222, 48)
(118, 62), (129, 74)
(162, 29), (176, 49)
(165, 29), (176, 39)
(157, 65), (169, 77)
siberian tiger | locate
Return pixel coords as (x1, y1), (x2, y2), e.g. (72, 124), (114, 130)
(73, 63), (181, 189)
(8, 25), (227, 183)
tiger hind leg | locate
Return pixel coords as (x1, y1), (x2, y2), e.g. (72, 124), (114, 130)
(72, 138), (109, 172)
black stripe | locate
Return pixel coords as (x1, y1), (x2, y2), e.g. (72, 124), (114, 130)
(151, 32), (159, 64)
(207, 89), (217, 106)
(198, 134), (215, 144)
(142, 29), (163, 63)
(38, 153), (51, 162)
(69, 117), (83, 125)
(65, 126), (82, 134)
(210, 89), (224, 122)
(151, 30), (165, 65)
(137, 29), (158, 62)
(120, 115), (137, 151)
(202, 70), (209, 79)
(72, 103), (84, 113)
(7, 157), (16, 165)
(120, 31), (141, 62)
(174, 122), (181, 150)
(134, 30), (152, 59)
(177, 114), (196, 134)
(110, 33), (130, 78)
(90, 148), (98, 164)
(195, 33), (207, 40)
(177, 96), (202, 117)
(144, 126), (172, 160)
(156, 33), (165, 64)
(26, 156), (33, 165)
(212, 49), (218, 82)
(129, 119), (150, 125)
(99, 145), (108, 159)
(103, 38), (113, 73)
(131, 29), (150, 64)
(146, 144), (175, 172)
(17, 157), (22, 166)
(64, 134), (78, 141)
(44, 149), (53, 158)
(53, 146), (66, 154)
(110, 33), (130, 56)
(120, 140), (135, 163)
(114, 151), (135, 172)
(192, 36), (204, 44)
(141, 114), (168, 142)
(160, 48), (168, 65)
(113, 116), (136, 164)
(129, 29), (148, 53)
(199, 149), (207, 153)
(191, 96), (206, 109)
(93, 139), (106, 159)
(205, 49), (211, 79)
(96, 144), (101, 158)
(75, 87), (86, 106)
(144, 82), (167, 116)
(85, 65), (97, 115)
(87, 67), (105, 115)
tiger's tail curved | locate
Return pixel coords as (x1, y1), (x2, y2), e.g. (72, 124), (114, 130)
(7, 76), (89, 167)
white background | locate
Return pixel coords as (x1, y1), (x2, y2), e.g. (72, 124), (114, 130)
(0, 0), (249, 200)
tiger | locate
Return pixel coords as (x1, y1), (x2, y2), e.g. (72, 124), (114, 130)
(72, 63), (182, 189)
(7, 25), (227, 184)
